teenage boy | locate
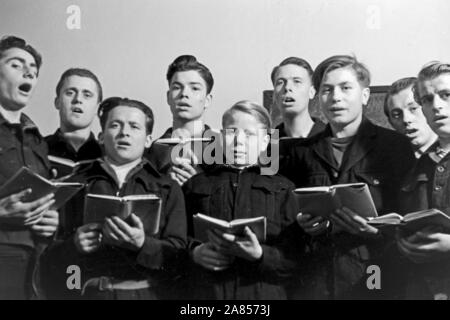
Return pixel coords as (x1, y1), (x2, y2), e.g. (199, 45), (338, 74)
(396, 62), (450, 299)
(45, 68), (103, 177)
(384, 77), (437, 158)
(0, 36), (58, 299)
(281, 55), (415, 299)
(146, 55), (214, 185)
(271, 57), (325, 139)
(41, 97), (187, 299)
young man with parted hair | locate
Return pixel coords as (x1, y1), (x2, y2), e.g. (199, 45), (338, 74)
(281, 55), (415, 299)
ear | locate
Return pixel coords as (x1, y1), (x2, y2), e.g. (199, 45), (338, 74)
(144, 134), (152, 149)
(260, 132), (271, 153)
(166, 90), (170, 106)
(54, 97), (60, 110)
(362, 87), (370, 106)
(98, 132), (104, 145)
(308, 86), (316, 100)
(204, 93), (213, 111)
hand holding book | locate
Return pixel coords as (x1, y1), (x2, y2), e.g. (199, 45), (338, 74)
(103, 214), (145, 251)
(208, 227), (263, 262)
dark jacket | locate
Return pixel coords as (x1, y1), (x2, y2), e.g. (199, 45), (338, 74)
(0, 112), (51, 248)
(395, 146), (450, 299)
(280, 118), (415, 299)
(145, 125), (215, 174)
(182, 165), (307, 300)
(45, 129), (102, 178)
(40, 158), (187, 299)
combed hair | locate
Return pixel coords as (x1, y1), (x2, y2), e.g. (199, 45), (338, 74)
(166, 55), (214, 94)
(98, 97), (154, 134)
(55, 68), (103, 102)
(383, 77), (417, 117)
(413, 61), (450, 103)
(312, 55), (370, 92)
(222, 100), (272, 130)
(270, 56), (314, 84)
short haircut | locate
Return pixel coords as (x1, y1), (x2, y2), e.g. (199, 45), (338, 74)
(166, 55), (214, 94)
(55, 68), (103, 102)
(413, 61), (450, 103)
(312, 55), (371, 92)
(222, 100), (272, 130)
(383, 77), (417, 117)
(98, 97), (154, 134)
(0, 36), (42, 74)
(270, 56), (314, 84)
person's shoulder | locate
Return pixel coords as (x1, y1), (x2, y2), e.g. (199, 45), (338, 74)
(373, 123), (412, 148)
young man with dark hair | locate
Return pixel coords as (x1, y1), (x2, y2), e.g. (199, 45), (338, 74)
(0, 35), (58, 299)
(281, 55), (415, 299)
(46, 68), (103, 177)
(384, 77), (437, 158)
(271, 57), (325, 139)
(395, 62), (450, 299)
(145, 55), (215, 185)
(41, 97), (187, 300)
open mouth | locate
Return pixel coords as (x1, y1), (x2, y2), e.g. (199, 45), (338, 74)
(177, 102), (191, 108)
(329, 106), (346, 112)
(283, 97), (295, 103)
(117, 141), (131, 147)
(405, 128), (418, 135)
(72, 107), (84, 114)
(18, 83), (32, 94)
(434, 115), (448, 122)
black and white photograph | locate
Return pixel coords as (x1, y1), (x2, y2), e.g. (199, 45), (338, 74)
(1, 0), (450, 306)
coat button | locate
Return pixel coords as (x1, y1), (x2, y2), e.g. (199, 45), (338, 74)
(373, 179), (380, 186)
(232, 182), (238, 188)
(332, 172), (338, 178)
(435, 185), (442, 191)
(437, 166), (445, 173)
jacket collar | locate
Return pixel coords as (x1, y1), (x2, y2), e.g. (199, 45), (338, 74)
(311, 117), (378, 173)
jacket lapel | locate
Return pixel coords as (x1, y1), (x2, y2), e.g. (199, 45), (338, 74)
(312, 126), (340, 172)
(339, 118), (377, 173)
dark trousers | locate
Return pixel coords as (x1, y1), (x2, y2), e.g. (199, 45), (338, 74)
(0, 244), (34, 300)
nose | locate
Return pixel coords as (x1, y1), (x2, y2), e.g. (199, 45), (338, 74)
(284, 80), (294, 92)
(180, 86), (191, 98)
(233, 130), (246, 146)
(331, 87), (342, 102)
(402, 109), (414, 124)
(119, 124), (131, 136)
(23, 67), (35, 80)
(72, 92), (82, 104)
(432, 94), (445, 112)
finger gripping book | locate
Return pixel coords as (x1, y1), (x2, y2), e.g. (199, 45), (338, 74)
(83, 193), (162, 234)
(293, 182), (378, 218)
(0, 166), (84, 210)
(193, 213), (267, 243)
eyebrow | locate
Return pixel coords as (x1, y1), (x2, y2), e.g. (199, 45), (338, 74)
(322, 81), (354, 87)
(171, 81), (204, 86)
(7, 56), (37, 69)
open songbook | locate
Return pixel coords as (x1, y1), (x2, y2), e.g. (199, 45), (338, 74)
(293, 183), (378, 218)
(83, 193), (162, 234)
(0, 166), (84, 210)
(193, 213), (267, 243)
(367, 208), (450, 234)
